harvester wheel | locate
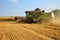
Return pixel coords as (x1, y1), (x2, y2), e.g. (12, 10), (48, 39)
(27, 18), (33, 23)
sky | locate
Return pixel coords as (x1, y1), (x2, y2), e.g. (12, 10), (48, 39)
(0, 0), (60, 16)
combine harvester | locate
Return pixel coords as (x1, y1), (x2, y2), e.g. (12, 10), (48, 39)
(15, 8), (55, 23)
(15, 8), (45, 23)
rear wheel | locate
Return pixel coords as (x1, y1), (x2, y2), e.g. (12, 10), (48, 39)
(27, 18), (33, 23)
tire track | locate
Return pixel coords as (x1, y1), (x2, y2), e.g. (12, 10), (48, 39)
(0, 24), (18, 40)
(15, 24), (53, 40)
(0, 22), (54, 40)
(9, 24), (41, 40)
(37, 24), (60, 31)
(4, 24), (43, 40)
(4, 26), (18, 40)
(19, 24), (60, 40)
(1, 31), (7, 40)
(5, 32), (12, 40)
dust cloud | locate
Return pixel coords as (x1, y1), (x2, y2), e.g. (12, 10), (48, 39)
(51, 17), (60, 26)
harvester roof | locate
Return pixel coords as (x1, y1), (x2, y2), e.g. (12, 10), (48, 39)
(25, 8), (44, 14)
(25, 11), (34, 13)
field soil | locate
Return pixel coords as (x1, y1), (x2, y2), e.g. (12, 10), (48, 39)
(0, 21), (60, 40)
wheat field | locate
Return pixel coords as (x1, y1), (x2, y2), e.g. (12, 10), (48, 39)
(0, 21), (60, 40)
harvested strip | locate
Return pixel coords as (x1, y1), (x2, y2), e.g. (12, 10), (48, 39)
(16, 24), (53, 40)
